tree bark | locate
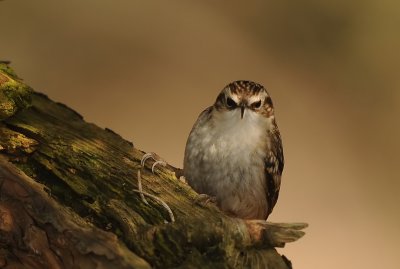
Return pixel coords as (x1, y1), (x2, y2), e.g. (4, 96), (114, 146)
(0, 63), (307, 269)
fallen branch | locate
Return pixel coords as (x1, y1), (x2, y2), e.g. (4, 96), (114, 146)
(0, 62), (307, 268)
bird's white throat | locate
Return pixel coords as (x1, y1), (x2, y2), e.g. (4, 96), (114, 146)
(209, 109), (272, 153)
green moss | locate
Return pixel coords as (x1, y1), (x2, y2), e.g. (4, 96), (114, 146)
(0, 125), (38, 154)
(2, 84), (32, 110)
(0, 96), (17, 120)
(0, 65), (32, 120)
(0, 63), (20, 80)
(14, 156), (98, 221)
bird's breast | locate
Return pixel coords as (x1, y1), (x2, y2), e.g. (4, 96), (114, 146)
(184, 110), (271, 219)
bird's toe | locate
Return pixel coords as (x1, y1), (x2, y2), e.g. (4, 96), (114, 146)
(140, 152), (167, 173)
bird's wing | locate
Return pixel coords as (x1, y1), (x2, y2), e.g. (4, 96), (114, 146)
(264, 126), (284, 218)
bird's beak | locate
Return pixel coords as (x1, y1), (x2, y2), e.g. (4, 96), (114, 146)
(240, 105), (245, 119)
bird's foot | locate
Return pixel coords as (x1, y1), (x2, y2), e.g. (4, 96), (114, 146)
(140, 152), (167, 173)
(176, 175), (187, 184)
(171, 167), (186, 183)
(136, 152), (175, 222)
(136, 152), (167, 205)
(194, 193), (217, 206)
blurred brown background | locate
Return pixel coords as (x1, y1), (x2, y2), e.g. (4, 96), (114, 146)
(1, 1), (399, 268)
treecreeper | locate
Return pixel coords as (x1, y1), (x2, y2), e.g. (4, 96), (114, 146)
(184, 80), (284, 220)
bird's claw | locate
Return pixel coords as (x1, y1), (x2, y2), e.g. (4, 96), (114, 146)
(194, 193), (217, 206)
(178, 176), (187, 184)
(151, 160), (167, 173)
(136, 152), (176, 222)
(140, 152), (167, 173)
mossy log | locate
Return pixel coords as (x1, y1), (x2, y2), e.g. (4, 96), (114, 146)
(0, 63), (307, 269)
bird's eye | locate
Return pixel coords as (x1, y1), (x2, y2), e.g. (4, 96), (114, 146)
(226, 97), (237, 108)
(251, 100), (262, 109)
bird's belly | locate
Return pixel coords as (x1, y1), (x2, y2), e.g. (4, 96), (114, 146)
(184, 132), (268, 219)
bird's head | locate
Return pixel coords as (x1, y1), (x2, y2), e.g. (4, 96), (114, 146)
(214, 80), (275, 120)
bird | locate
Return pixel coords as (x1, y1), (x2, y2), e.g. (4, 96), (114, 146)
(183, 80), (284, 220)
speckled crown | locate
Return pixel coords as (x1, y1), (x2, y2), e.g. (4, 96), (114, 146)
(227, 80), (265, 95)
